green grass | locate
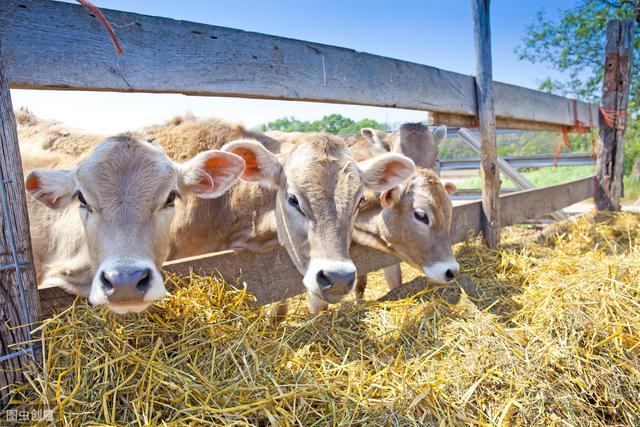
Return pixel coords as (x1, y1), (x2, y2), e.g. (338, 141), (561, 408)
(456, 165), (595, 189)
(623, 175), (640, 202)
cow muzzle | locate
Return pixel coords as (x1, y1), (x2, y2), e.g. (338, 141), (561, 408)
(424, 260), (460, 283)
(90, 259), (167, 313)
(304, 259), (357, 304)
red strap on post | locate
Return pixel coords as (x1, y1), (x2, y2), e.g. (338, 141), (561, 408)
(556, 99), (592, 167)
(76, 0), (124, 55)
(600, 106), (627, 130)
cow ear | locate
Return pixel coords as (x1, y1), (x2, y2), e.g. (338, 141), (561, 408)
(432, 125), (447, 145)
(360, 128), (388, 150)
(180, 150), (245, 198)
(222, 139), (283, 188)
(25, 169), (76, 209)
(444, 181), (457, 196)
(380, 186), (403, 209)
(357, 153), (415, 192)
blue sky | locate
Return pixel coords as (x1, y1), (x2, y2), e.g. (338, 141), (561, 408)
(11, 0), (579, 133)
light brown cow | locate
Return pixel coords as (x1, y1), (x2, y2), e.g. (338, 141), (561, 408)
(20, 114), (415, 315)
(16, 107), (103, 156)
(268, 125), (459, 295)
(23, 134), (245, 314)
(355, 123), (447, 169)
(352, 168), (458, 298)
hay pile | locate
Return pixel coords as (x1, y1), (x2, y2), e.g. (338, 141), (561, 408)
(10, 211), (640, 425)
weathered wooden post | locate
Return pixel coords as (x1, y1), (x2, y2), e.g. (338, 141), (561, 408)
(0, 39), (41, 405)
(471, 0), (500, 248)
(596, 19), (634, 211)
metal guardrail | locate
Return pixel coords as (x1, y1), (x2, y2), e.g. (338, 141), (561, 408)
(439, 152), (595, 171)
(440, 128), (595, 209)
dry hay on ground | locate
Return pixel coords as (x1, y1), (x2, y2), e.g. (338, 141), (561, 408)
(6, 211), (640, 426)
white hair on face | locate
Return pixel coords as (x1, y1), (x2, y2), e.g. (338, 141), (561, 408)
(424, 260), (459, 283)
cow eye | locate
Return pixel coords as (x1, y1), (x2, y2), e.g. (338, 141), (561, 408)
(164, 191), (180, 208)
(287, 193), (304, 215)
(76, 191), (90, 211)
(414, 210), (430, 225)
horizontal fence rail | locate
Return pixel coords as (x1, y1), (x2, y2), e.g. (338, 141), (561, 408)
(440, 152), (595, 171)
(452, 188), (519, 201)
(37, 176), (595, 317)
(0, 0), (598, 132)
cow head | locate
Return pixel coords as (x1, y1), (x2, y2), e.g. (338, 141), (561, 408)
(26, 135), (244, 314)
(223, 135), (415, 312)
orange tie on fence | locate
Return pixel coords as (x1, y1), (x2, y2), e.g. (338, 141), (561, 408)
(556, 99), (594, 167)
(76, 0), (125, 55)
(599, 106), (628, 130)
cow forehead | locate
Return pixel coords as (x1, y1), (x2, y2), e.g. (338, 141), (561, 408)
(285, 140), (363, 214)
(75, 137), (177, 212)
(398, 123), (431, 139)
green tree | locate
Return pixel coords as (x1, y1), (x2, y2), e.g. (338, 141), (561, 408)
(260, 114), (389, 135)
(517, 1), (640, 173)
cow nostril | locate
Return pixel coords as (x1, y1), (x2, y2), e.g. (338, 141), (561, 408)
(317, 270), (332, 290)
(344, 271), (356, 287)
(136, 269), (151, 293)
(100, 271), (114, 291)
(445, 269), (456, 281)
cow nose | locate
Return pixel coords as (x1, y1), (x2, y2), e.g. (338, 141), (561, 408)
(100, 268), (151, 301)
(445, 264), (460, 281)
(317, 269), (356, 293)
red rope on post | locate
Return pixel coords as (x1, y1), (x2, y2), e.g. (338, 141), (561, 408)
(555, 99), (590, 167)
(600, 106), (627, 130)
(76, 0), (124, 55)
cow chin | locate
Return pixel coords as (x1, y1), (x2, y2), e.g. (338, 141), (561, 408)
(108, 301), (153, 315)
(322, 293), (344, 304)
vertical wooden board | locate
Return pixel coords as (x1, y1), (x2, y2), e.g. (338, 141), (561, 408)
(471, 0), (500, 248)
(596, 19), (634, 211)
(0, 41), (41, 404)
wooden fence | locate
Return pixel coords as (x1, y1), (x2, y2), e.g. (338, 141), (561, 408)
(0, 0), (603, 313)
(0, 0), (598, 133)
(0, 0), (620, 402)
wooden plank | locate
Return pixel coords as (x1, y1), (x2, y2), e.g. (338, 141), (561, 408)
(595, 19), (634, 211)
(430, 112), (601, 132)
(0, 41), (41, 404)
(164, 244), (399, 306)
(38, 245), (400, 316)
(471, 0), (500, 248)
(451, 175), (594, 241)
(0, 0), (597, 129)
(500, 176), (593, 225)
(458, 128), (567, 221)
(37, 176), (594, 316)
